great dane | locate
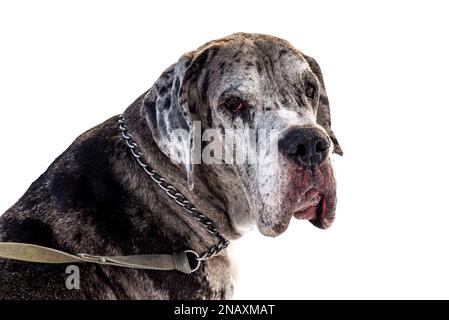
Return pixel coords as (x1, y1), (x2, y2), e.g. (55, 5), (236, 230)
(0, 33), (342, 299)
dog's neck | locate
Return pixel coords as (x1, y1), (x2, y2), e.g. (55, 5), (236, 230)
(121, 97), (242, 249)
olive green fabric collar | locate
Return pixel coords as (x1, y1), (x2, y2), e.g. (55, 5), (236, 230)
(0, 242), (194, 274)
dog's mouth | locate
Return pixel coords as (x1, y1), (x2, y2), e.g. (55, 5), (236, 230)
(256, 156), (337, 236)
(293, 188), (333, 229)
(284, 159), (337, 230)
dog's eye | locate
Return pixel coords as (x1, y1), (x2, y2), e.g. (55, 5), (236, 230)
(225, 97), (244, 113)
(305, 83), (316, 99)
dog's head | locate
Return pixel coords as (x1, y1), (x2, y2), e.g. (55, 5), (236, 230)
(142, 33), (342, 237)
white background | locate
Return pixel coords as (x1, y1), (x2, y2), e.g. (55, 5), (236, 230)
(1, 0), (448, 299)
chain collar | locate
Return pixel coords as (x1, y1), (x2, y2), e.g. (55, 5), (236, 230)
(118, 115), (229, 271)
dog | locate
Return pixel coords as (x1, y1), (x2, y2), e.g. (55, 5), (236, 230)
(0, 33), (342, 299)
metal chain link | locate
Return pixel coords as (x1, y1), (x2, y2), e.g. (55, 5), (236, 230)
(118, 115), (229, 263)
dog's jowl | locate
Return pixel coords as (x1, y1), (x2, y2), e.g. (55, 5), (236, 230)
(0, 33), (342, 299)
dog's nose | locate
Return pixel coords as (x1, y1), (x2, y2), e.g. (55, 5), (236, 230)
(278, 127), (330, 168)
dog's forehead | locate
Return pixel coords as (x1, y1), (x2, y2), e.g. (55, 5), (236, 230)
(205, 38), (311, 98)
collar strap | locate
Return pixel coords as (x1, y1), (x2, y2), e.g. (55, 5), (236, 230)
(0, 242), (196, 274)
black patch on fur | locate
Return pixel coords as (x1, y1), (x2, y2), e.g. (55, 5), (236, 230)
(201, 69), (210, 102)
(320, 94), (329, 106)
(219, 61), (226, 76)
(144, 98), (156, 110)
(185, 48), (214, 85)
(207, 108), (213, 128)
(279, 48), (288, 57)
(162, 97), (171, 110)
(189, 102), (196, 114)
(1, 217), (55, 247)
(220, 289), (227, 299)
(208, 46), (219, 61)
(260, 54), (276, 86)
(50, 134), (135, 250)
(155, 83), (169, 96)
(194, 51), (209, 71)
(256, 60), (263, 74)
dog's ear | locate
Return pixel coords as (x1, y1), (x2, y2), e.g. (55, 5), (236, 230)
(303, 55), (343, 156)
(141, 55), (194, 187)
(141, 47), (216, 188)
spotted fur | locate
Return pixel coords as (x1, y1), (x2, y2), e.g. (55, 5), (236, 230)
(0, 33), (341, 299)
